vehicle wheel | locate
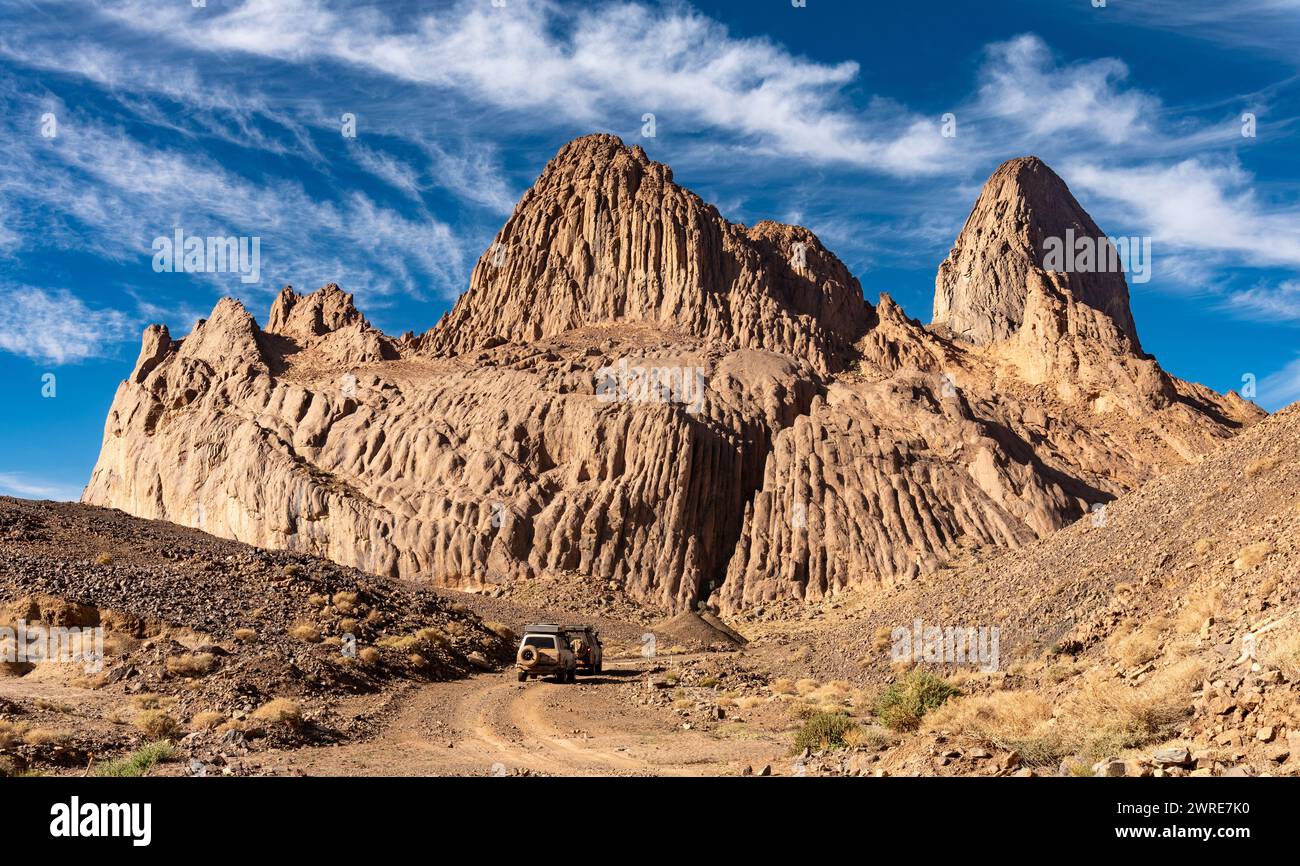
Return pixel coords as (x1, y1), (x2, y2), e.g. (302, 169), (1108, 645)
(517, 671), (527, 682)
(595, 661), (602, 674)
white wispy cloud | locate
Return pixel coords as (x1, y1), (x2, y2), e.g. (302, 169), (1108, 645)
(95, 0), (957, 174)
(0, 286), (132, 364)
(0, 98), (468, 303)
(1109, 0), (1300, 61)
(1225, 280), (1300, 323)
(1064, 158), (1300, 272)
(0, 472), (83, 501)
(1259, 355), (1300, 410)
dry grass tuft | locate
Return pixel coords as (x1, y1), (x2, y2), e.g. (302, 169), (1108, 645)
(133, 710), (178, 740)
(191, 711), (227, 730)
(484, 621), (515, 642)
(331, 592), (359, 613)
(94, 552), (114, 566)
(23, 728), (72, 746)
(165, 652), (217, 677)
(1245, 455), (1282, 478)
(289, 624), (322, 643)
(769, 677), (797, 696)
(1260, 631), (1300, 681)
(251, 698), (303, 731)
(233, 628), (258, 643)
(1234, 541), (1274, 571)
(1176, 591), (1222, 634)
(1108, 618), (1167, 667)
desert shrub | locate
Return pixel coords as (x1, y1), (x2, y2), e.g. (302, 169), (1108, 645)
(794, 712), (858, 751)
(134, 710), (179, 740)
(94, 552), (114, 566)
(331, 592), (359, 613)
(95, 741), (176, 777)
(358, 647), (381, 665)
(1108, 619), (1167, 666)
(282, 563), (302, 578)
(191, 711), (227, 730)
(1245, 455), (1281, 477)
(233, 628), (257, 643)
(131, 692), (176, 711)
(1176, 591), (1221, 634)
(1192, 538), (1212, 556)
(22, 728), (71, 746)
(874, 671), (959, 732)
(0, 720), (28, 747)
(1261, 631), (1300, 681)
(165, 652), (217, 676)
(1234, 542), (1274, 571)
(338, 618), (359, 635)
(289, 624), (322, 643)
(483, 621), (515, 642)
(251, 698), (303, 731)
(925, 690), (1064, 767)
(769, 677), (796, 695)
(1057, 658), (1205, 759)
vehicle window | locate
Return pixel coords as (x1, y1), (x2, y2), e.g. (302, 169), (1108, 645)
(522, 635), (555, 649)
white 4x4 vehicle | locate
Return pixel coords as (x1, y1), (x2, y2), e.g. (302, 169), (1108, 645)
(515, 624), (578, 683)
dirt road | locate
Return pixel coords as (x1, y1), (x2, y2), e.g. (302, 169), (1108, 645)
(280, 654), (790, 777)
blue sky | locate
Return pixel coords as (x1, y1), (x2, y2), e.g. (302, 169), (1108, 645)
(1, 0), (1298, 500)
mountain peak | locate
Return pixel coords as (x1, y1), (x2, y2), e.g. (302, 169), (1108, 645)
(420, 134), (871, 371)
(932, 156), (1142, 351)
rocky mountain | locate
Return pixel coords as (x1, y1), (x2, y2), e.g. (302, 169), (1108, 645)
(932, 155), (1141, 350)
(82, 136), (1261, 612)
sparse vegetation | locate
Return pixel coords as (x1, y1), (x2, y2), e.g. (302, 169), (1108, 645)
(873, 671), (959, 732)
(794, 712), (857, 751)
(483, 621), (515, 641)
(290, 624), (323, 643)
(165, 651), (218, 676)
(251, 698), (303, 731)
(1176, 591), (1221, 634)
(358, 646), (381, 665)
(95, 741), (176, 777)
(134, 710), (179, 739)
(23, 728), (72, 746)
(191, 711), (227, 730)
(769, 677), (796, 695)
(233, 628), (257, 643)
(94, 552), (114, 566)
(1245, 455), (1281, 478)
(1234, 541), (1274, 571)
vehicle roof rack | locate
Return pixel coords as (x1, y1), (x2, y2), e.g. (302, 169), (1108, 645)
(523, 623), (562, 633)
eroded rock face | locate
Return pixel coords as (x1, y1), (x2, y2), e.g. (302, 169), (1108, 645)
(83, 135), (1261, 612)
(933, 156), (1141, 350)
(419, 134), (873, 374)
